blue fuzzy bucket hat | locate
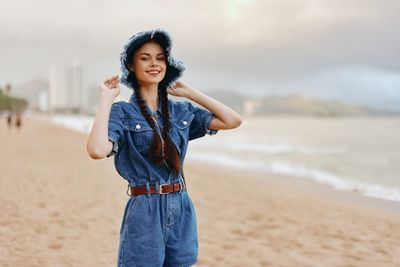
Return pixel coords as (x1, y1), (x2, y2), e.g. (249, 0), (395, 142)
(119, 28), (186, 90)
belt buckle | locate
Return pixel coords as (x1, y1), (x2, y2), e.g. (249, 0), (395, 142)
(158, 184), (168, 195)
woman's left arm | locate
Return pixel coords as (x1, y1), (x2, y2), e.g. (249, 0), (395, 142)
(167, 81), (243, 130)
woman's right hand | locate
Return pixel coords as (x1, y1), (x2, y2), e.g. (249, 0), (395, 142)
(99, 75), (120, 99)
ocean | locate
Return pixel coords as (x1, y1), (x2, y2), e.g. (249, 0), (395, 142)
(50, 114), (400, 203)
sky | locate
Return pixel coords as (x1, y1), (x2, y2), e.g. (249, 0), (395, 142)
(1, 0), (399, 111)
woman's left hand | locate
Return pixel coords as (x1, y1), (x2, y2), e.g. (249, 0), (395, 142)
(166, 81), (194, 98)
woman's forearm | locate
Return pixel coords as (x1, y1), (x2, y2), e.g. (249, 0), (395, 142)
(86, 94), (114, 159)
(185, 86), (242, 129)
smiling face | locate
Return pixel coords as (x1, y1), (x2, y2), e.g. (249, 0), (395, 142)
(128, 41), (167, 87)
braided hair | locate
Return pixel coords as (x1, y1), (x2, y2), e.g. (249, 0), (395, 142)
(130, 43), (182, 176)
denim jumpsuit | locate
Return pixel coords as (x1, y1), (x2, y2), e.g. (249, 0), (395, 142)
(107, 93), (218, 267)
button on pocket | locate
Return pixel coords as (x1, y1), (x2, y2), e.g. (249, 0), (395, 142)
(171, 112), (195, 154)
(123, 119), (154, 152)
(172, 111), (194, 130)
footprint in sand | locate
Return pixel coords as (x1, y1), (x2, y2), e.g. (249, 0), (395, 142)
(37, 202), (46, 209)
(48, 242), (63, 250)
(213, 254), (225, 262)
(79, 222), (89, 230)
(222, 243), (238, 250)
(247, 212), (264, 221)
(259, 260), (272, 266)
(230, 228), (243, 235)
(32, 221), (49, 234)
(56, 235), (65, 240)
(49, 211), (60, 217)
(374, 247), (388, 255)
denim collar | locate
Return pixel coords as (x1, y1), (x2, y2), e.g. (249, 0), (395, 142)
(129, 93), (162, 116)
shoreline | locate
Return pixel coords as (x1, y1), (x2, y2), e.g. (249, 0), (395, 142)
(37, 113), (400, 209)
(186, 160), (400, 214)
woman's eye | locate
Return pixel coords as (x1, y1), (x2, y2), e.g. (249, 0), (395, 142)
(141, 57), (164, 61)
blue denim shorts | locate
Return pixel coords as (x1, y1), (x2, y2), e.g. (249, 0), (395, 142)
(117, 183), (198, 267)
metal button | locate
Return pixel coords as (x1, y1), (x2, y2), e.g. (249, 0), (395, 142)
(182, 120), (188, 125)
(136, 124), (141, 129)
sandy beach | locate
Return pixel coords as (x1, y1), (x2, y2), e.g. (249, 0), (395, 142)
(1, 117), (400, 267)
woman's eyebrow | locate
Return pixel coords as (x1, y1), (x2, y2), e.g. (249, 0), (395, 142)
(139, 53), (165, 56)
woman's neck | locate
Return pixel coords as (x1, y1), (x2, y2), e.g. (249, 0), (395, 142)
(139, 84), (159, 112)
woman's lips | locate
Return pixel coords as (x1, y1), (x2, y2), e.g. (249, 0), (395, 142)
(146, 70), (160, 76)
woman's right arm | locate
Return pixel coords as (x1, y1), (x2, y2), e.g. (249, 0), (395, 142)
(86, 75), (120, 159)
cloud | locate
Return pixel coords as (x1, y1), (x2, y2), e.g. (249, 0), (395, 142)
(0, 0), (399, 110)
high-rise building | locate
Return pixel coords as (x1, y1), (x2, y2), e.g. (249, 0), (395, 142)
(49, 61), (83, 112)
(68, 60), (83, 111)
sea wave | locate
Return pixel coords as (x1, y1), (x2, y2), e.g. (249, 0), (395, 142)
(187, 152), (400, 203)
(47, 114), (400, 203)
(50, 114), (94, 134)
(191, 139), (346, 155)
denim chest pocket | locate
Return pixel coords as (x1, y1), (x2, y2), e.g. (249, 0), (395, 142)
(122, 118), (154, 152)
(170, 111), (195, 153)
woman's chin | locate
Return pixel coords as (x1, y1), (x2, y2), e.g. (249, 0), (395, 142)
(138, 79), (163, 86)
(151, 76), (166, 82)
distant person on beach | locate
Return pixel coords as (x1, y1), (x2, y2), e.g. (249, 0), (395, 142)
(15, 112), (22, 131)
(86, 28), (242, 266)
(6, 112), (12, 131)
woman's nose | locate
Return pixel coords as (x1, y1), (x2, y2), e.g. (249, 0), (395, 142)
(150, 58), (157, 66)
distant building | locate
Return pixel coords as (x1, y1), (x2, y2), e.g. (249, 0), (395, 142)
(69, 60), (83, 111)
(49, 61), (83, 112)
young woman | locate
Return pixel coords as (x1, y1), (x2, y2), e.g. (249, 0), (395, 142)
(86, 28), (242, 267)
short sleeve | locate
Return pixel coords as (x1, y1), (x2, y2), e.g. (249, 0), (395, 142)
(185, 101), (218, 141)
(106, 103), (125, 157)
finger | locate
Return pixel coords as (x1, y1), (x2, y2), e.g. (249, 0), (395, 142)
(111, 79), (119, 88)
(109, 80), (117, 88)
(106, 81), (113, 88)
(112, 78), (119, 85)
(105, 75), (118, 83)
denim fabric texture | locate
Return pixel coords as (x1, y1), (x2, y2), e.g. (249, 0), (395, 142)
(107, 93), (218, 184)
(108, 93), (218, 267)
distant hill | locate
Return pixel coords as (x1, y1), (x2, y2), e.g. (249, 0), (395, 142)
(205, 89), (246, 114)
(204, 90), (400, 117)
(255, 94), (398, 117)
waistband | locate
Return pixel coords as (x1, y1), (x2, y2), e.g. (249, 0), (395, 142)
(127, 178), (186, 196)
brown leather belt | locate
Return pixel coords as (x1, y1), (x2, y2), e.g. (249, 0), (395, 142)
(130, 181), (186, 195)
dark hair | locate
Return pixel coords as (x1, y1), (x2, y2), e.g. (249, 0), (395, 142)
(129, 40), (182, 176)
